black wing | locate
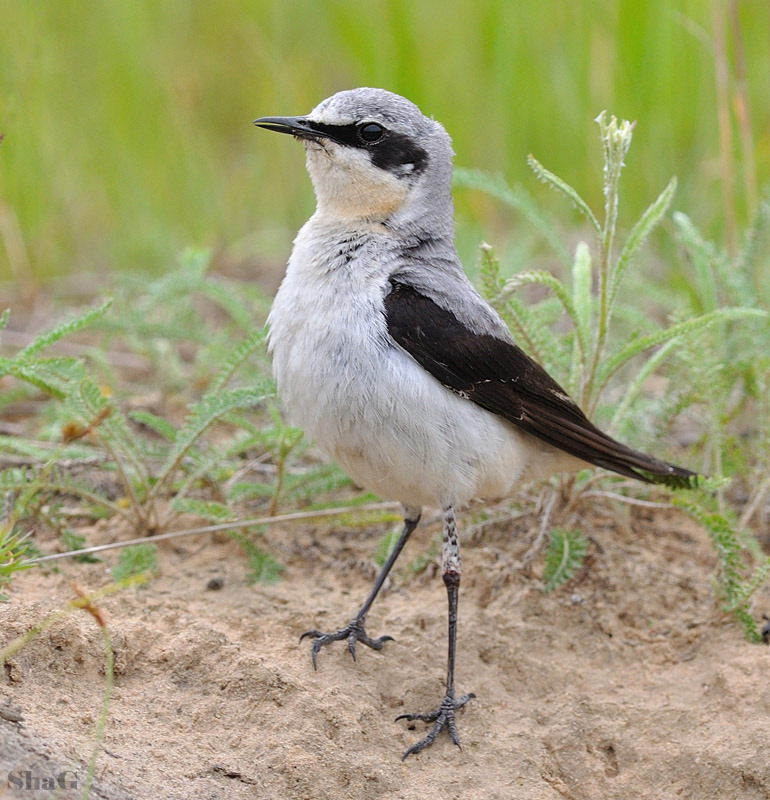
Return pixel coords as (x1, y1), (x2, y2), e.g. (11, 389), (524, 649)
(384, 281), (697, 488)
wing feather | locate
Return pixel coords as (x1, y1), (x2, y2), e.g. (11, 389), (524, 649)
(384, 281), (696, 488)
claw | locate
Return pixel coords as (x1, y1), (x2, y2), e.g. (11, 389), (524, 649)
(348, 631), (357, 661)
(397, 692), (475, 759)
(299, 617), (394, 669)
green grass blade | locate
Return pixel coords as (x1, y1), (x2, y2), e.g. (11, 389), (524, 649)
(478, 242), (504, 300)
(672, 212), (723, 312)
(3, 357), (86, 399)
(500, 270), (576, 319)
(500, 293), (565, 377)
(194, 278), (260, 333)
(501, 271), (583, 369)
(374, 525), (403, 568)
(129, 409), (178, 442)
(69, 379), (144, 469)
(0, 529), (35, 600)
(571, 242), (593, 348)
(570, 242), (593, 393)
(111, 544), (158, 581)
(607, 338), (678, 436)
(738, 197), (770, 295)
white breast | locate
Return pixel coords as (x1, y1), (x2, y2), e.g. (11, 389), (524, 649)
(267, 217), (562, 509)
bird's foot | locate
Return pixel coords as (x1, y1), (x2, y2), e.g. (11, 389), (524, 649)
(300, 616), (393, 670)
(396, 691), (476, 759)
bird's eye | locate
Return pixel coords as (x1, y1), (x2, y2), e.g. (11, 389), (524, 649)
(358, 122), (385, 143)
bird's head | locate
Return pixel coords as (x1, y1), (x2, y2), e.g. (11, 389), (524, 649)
(255, 88), (454, 229)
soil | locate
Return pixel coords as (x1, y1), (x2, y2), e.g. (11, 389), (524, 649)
(2, 500), (770, 800)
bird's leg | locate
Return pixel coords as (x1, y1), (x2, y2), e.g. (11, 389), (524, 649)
(301, 506), (421, 669)
(397, 505), (475, 759)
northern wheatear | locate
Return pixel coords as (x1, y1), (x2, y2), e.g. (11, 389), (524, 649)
(255, 88), (696, 758)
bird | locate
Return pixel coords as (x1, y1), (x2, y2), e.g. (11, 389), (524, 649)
(254, 88), (696, 759)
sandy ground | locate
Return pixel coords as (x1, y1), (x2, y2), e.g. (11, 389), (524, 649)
(2, 502), (770, 800)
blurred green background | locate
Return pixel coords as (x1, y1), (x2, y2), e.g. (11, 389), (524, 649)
(0, 1), (767, 290)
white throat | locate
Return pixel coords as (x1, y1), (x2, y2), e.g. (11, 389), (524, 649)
(304, 144), (410, 222)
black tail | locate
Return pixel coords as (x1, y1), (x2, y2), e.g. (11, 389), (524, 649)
(589, 441), (700, 490)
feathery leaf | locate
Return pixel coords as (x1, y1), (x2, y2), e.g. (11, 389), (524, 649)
(543, 528), (587, 592)
(609, 177), (677, 311)
(527, 155), (601, 237)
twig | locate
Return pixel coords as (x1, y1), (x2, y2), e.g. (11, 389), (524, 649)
(22, 501), (401, 565)
(519, 486), (558, 571)
(574, 490), (672, 509)
(739, 473), (770, 531)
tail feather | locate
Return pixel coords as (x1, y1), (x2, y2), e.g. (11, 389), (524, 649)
(589, 438), (700, 490)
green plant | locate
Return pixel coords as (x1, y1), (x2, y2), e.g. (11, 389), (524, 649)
(1, 253), (402, 591)
(227, 529), (284, 585)
(1, 301), (273, 533)
(661, 195), (770, 638)
(0, 527), (34, 601)
(0, 257), (274, 587)
(111, 544), (158, 581)
(373, 524), (407, 569)
(3, 4), (764, 286)
(672, 197), (770, 522)
(457, 112), (770, 638)
(458, 114), (764, 424)
(97, 249), (271, 393)
(674, 491), (770, 643)
(543, 528), (587, 593)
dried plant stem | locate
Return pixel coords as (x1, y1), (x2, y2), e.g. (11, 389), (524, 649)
(519, 486), (558, 572)
(23, 501), (401, 566)
(739, 473), (770, 532)
(728, 0), (758, 214)
(575, 490), (672, 510)
(713, 0), (737, 256)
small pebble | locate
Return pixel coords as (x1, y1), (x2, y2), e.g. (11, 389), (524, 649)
(0, 705), (23, 723)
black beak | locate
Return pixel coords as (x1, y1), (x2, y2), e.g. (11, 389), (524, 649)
(253, 116), (326, 141)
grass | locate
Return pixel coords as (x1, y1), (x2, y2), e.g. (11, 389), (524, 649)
(1, 100), (769, 634)
(0, 250), (322, 596)
(9, 101), (770, 641)
(1, 2), (768, 286)
(1, 5), (769, 782)
(452, 109), (770, 634)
